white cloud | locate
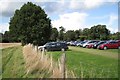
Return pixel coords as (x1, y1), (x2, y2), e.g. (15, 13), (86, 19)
(51, 12), (88, 31)
(69, 0), (83, 9)
(69, 0), (118, 10)
(109, 27), (118, 33)
(0, 23), (9, 33)
(107, 0), (118, 2)
(107, 14), (118, 33)
(69, 0), (105, 10)
(108, 14), (118, 25)
(84, 0), (105, 9)
(0, 0), (24, 17)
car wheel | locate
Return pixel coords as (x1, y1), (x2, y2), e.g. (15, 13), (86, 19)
(103, 46), (107, 50)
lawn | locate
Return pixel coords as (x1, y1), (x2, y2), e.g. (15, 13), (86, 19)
(2, 46), (26, 78)
(47, 46), (118, 78)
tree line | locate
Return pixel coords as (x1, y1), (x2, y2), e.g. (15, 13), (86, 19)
(1, 25), (119, 43)
(50, 25), (120, 41)
(1, 2), (120, 46)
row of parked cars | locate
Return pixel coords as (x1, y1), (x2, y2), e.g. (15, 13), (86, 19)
(38, 40), (120, 51)
(67, 40), (120, 50)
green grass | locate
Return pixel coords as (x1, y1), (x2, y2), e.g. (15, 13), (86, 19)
(2, 46), (26, 78)
(2, 46), (52, 78)
(47, 47), (118, 78)
(107, 49), (119, 53)
(1, 46), (118, 78)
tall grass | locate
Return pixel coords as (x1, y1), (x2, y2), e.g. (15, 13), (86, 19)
(23, 44), (72, 78)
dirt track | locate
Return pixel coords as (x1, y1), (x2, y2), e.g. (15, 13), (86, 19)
(0, 43), (21, 49)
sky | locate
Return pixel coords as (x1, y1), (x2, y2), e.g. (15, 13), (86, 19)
(0, 0), (119, 33)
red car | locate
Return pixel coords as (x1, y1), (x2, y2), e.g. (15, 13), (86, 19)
(87, 43), (94, 48)
(87, 42), (99, 48)
(98, 40), (120, 50)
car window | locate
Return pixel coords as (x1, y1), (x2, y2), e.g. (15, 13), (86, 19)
(56, 43), (60, 46)
(110, 42), (117, 44)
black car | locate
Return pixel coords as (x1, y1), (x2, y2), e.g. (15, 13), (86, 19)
(39, 42), (68, 51)
(93, 41), (106, 49)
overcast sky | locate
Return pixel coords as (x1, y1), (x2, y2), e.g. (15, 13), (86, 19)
(0, 0), (119, 33)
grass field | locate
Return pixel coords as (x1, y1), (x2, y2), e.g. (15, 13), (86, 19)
(47, 46), (118, 78)
(2, 46), (26, 78)
(1, 45), (119, 78)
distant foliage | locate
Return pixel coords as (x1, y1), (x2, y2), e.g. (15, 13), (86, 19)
(110, 32), (120, 40)
(58, 26), (65, 41)
(50, 28), (58, 41)
(89, 25), (110, 40)
(9, 2), (52, 45)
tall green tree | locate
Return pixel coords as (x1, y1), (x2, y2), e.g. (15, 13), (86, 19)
(0, 33), (3, 42)
(82, 28), (90, 39)
(65, 30), (76, 41)
(50, 28), (58, 41)
(74, 29), (82, 39)
(58, 26), (65, 41)
(90, 25), (110, 40)
(9, 2), (52, 45)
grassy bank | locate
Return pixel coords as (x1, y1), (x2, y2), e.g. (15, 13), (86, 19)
(2, 46), (26, 78)
(47, 47), (118, 78)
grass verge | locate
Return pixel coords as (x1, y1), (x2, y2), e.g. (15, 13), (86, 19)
(2, 46), (26, 78)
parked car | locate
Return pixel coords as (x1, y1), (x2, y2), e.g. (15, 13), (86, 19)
(98, 40), (120, 50)
(93, 41), (106, 49)
(74, 41), (81, 46)
(76, 41), (83, 46)
(69, 41), (75, 46)
(79, 40), (88, 47)
(38, 42), (68, 51)
(87, 42), (99, 48)
(82, 40), (99, 48)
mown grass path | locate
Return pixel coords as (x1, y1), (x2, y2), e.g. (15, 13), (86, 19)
(2, 46), (26, 78)
(69, 46), (118, 59)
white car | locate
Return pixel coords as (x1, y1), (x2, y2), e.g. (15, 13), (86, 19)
(82, 41), (98, 48)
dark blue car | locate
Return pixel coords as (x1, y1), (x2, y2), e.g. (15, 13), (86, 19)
(39, 42), (68, 51)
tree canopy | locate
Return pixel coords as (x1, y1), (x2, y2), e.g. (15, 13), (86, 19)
(9, 2), (52, 45)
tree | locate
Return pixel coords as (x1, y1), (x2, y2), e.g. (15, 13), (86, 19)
(65, 30), (76, 41)
(50, 28), (58, 41)
(90, 25), (110, 40)
(2, 31), (10, 42)
(0, 33), (3, 42)
(58, 26), (65, 41)
(82, 28), (90, 39)
(110, 32), (120, 40)
(74, 29), (81, 40)
(9, 2), (52, 45)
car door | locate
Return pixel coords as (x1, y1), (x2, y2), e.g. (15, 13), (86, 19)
(50, 43), (56, 50)
(56, 43), (61, 50)
(109, 41), (118, 49)
(113, 41), (119, 48)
